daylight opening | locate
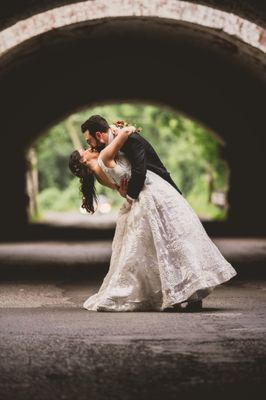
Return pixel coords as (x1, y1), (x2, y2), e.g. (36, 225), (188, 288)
(25, 103), (229, 228)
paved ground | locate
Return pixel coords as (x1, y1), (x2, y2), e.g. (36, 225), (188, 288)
(0, 278), (265, 400)
(0, 238), (266, 280)
(0, 238), (265, 399)
(38, 211), (119, 229)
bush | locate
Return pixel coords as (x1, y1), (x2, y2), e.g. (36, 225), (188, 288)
(37, 180), (81, 213)
(37, 187), (61, 211)
(32, 103), (229, 220)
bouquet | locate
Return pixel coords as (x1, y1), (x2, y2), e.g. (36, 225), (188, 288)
(114, 120), (142, 133)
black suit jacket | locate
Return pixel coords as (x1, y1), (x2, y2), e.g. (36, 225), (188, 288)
(120, 132), (182, 199)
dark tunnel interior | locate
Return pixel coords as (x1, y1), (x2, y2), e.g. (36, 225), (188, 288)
(0, 3), (265, 240)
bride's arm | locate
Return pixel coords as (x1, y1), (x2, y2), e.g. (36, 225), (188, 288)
(100, 126), (136, 163)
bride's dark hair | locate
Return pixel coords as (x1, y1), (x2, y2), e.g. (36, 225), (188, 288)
(68, 150), (97, 214)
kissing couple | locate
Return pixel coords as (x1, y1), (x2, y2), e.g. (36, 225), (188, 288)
(69, 114), (237, 312)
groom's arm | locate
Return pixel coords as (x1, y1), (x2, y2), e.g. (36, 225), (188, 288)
(122, 136), (147, 200)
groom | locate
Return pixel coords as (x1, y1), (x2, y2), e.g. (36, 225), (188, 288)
(81, 114), (182, 203)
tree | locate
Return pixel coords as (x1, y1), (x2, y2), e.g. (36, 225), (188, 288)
(28, 103), (228, 220)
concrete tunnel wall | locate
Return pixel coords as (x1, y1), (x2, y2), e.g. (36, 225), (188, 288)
(0, 2), (265, 239)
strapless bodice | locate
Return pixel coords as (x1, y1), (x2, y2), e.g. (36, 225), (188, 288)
(97, 153), (132, 187)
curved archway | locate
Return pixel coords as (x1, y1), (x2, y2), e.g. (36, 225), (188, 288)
(1, 0), (266, 32)
(27, 102), (230, 226)
(0, 6), (265, 239)
(1, 0), (265, 55)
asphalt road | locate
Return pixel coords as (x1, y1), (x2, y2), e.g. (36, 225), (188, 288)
(0, 278), (265, 400)
(0, 238), (266, 280)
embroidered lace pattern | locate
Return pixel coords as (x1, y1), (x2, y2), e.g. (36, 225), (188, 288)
(83, 155), (237, 311)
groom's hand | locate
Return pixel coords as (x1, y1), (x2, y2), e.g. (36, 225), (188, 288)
(117, 178), (128, 198)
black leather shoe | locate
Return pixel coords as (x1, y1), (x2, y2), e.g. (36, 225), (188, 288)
(163, 303), (184, 312)
(185, 300), (203, 311)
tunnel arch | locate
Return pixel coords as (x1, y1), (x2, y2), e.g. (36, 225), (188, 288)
(1, 0), (266, 31)
(1, 0), (265, 56)
(0, 4), (265, 239)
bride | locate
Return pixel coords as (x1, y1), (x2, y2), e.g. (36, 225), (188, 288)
(69, 124), (237, 312)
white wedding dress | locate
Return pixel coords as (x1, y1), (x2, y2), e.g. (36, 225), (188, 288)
(83, 154), (237, 312)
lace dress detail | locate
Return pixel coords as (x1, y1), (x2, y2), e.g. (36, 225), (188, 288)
(97, 153), (132, 186)
(83, 155), (237, 312)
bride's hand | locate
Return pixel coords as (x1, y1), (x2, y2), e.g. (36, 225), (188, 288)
(124, 125), (136, 134)
(110, 124), (136, 137)
(118, 125), (136, 136)
(110, 124), (120, 137)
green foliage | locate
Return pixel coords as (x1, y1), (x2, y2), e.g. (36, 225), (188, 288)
(37, 179), (81, 212)
(31, 103), (229, 220)
(33, 124), (74, 191)
(186, 177), (226, 220)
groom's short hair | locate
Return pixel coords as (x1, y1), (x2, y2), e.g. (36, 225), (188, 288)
(81, 115), (109, 137)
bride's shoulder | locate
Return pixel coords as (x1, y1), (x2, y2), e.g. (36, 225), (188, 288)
(97, 156), (107, 169)
(98, 155), (116, 170)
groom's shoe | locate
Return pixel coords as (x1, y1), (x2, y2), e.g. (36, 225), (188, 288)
(185, 300), (203, 312)
(163, 303), (185, 312)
